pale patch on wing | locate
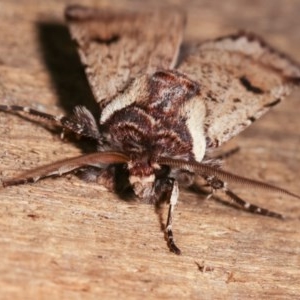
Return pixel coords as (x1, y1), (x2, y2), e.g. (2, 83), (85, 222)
(65, 5), (185, 109)
(180, 94), (206, 162)
(177, 32), (300, 147)
(100, 75), (149, 124)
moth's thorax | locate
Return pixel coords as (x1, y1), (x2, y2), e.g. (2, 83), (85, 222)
(101, 70), (207, 163)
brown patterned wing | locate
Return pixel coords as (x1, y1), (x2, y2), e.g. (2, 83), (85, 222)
(177, 32), (300, 148)
(65, 5), (185, 109)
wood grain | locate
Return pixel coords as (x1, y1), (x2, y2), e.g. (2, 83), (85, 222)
(0, 1), (300, 299)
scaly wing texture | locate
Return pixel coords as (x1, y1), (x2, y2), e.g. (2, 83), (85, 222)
(177, 32), (300, 148)
(65, 5), (185, 109)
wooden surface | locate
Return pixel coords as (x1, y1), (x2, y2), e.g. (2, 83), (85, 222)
(0, 0), (300, 299)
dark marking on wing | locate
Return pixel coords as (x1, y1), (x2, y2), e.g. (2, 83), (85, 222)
(248, 116), (256, 123)
(206, 91), (218, 102)
(264, 99), (281, 108)
(239, 76), (264, 94)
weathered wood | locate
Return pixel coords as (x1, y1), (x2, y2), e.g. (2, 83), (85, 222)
(0, 1), (300, 299)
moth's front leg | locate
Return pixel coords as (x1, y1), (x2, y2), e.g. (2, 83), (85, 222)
(155, 178), (181, 255)
(206, 146), (240, 161)
(78, 166), (114, 191)
(0, 104), (100, 140)
(80, 164), (131, 195)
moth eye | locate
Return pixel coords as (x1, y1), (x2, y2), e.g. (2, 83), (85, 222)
(154, 165), (170, 178)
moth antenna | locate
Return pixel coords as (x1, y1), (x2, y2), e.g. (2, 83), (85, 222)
(2, 152), (129, 187)
(0, 105), (100, 140)
(158, 157), (300, 200)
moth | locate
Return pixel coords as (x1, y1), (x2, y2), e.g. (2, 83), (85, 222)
(1, 4), (300, 254)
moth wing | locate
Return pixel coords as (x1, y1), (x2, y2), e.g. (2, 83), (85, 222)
(65, 5), (185, 109)
(177, 32), (300, 147)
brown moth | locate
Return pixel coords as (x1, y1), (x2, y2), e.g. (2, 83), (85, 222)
(1, 4), (300, 254)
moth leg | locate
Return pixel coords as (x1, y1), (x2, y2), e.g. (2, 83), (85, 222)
(224, 189), (284, 219)
(155, 178), (181, 255)
(205, 175), (284, 219)
(211, 146), (240, 160)
(80, 164), (132, 196)
(0, 105), (100, 140)
(166, 180), (181, 254)
(78, 166), (113, 189)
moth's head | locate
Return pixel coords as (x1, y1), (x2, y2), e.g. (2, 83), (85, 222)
(129, 173), (155, 199)
(127, 159), (160, 200)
